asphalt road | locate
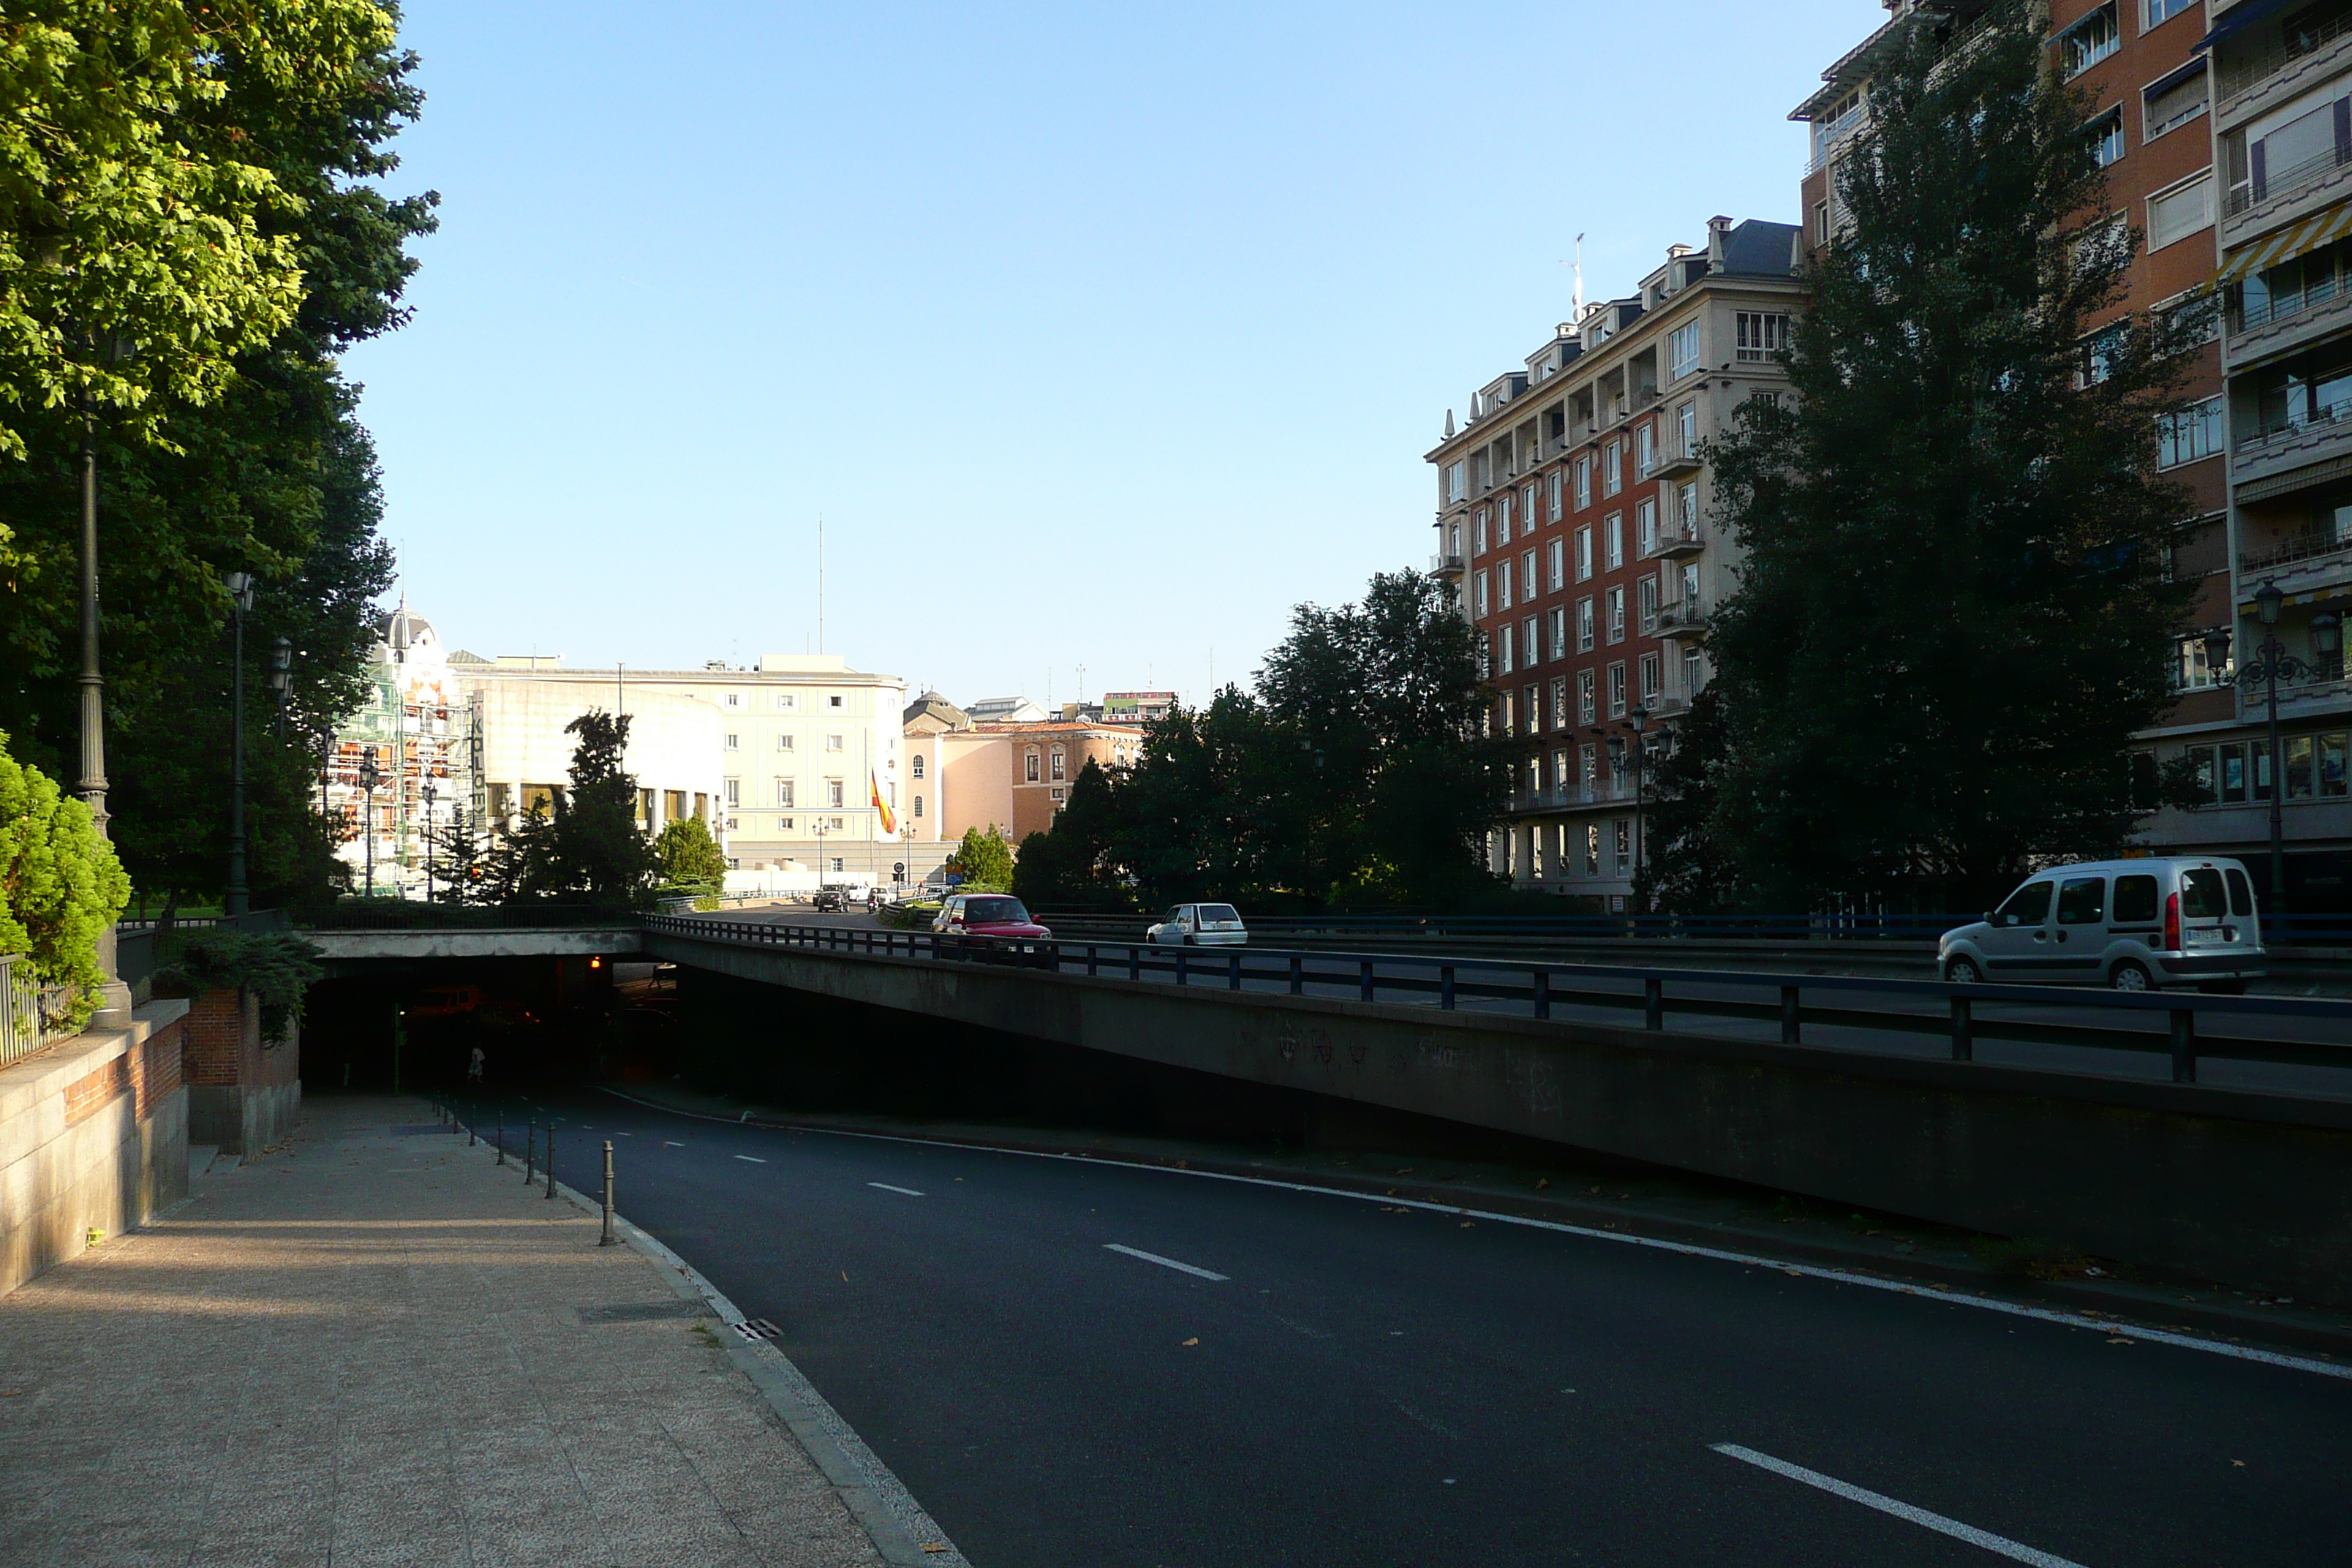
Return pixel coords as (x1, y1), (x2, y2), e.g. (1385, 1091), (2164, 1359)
(519, 1093), (2352, 1568)
(671, 911), (2352, 1100)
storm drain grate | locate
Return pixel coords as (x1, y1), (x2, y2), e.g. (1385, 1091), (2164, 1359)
(732, 1318), (782, 1342)
(576, 1300), (712, 1324)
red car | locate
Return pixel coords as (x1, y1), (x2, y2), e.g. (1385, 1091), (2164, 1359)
(932, 894), (1052, 941)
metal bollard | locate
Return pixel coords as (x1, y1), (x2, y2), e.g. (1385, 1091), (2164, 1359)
(546, 1134), (556, 1199)
(600, 1142), (616, 1245)
(497, 1117), (506, 1166)
(468, 1104), (477, 1147)
(524, 1121), (536, 1183)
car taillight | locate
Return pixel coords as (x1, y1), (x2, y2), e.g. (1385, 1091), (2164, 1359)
(2163, 891), (2180, 953)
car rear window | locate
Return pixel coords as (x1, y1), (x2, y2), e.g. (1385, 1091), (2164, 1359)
(2113, 875), (2159, 924)
(1199, 905), (1240, 924)
(966, 897), (1030, 923)
(2055, 877), (2104, 926)
(2180, 868), (2228, 919)
(2225, 868), (2255, 917)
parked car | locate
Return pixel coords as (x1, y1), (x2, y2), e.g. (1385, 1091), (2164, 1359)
(1146, 903), (1247, 947)
(1938, 857), (2265, 992)
(931, 894), (1052, 941)
(810, 889), (845, 913)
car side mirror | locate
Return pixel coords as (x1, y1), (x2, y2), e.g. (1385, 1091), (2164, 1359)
(1986, 912), (2001, 927)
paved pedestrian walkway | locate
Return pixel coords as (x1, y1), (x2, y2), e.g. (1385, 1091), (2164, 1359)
(0, 1095), (886, 1568)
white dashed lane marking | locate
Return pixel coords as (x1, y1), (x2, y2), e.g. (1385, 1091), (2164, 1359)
(1711, 1444), (2088, 1567)
(1104, 1244), (1229, 1282)
(868, 1183), (925, 1197)
(734, 1156), (767, 1164)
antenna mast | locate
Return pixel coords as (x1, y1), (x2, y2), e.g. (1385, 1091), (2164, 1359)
(816, 514), (825, 655)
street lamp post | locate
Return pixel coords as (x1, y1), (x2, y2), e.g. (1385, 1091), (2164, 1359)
(75, 332), (137, 1026)
(224, 571), (255, 918)
(268, 636), (293, 737)
(2214, 585), (2344, 913)
(421, 778), (438, 903)
(359, 749), (381, 898)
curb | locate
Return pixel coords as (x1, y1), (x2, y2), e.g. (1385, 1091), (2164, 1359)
(446, 1111), (966, 1568)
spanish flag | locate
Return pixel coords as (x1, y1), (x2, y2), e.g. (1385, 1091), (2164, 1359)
(871, 772), (897, 834)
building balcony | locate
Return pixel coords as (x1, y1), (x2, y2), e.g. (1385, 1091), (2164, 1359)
(2223, 144), (2352, 253)
(1654, 449), (1703, 480)
(1656, 600), (1711, 641)
(2216, 14), (2352, 133)
(1428, 551), (1466, 579)
(2240, 528), (2352, 600)
(1645, 521), (1705, 559)
(2225, 266), (2352, 371)
(1511, 780), (1636, 813)
(2231, 404), (2352, 497)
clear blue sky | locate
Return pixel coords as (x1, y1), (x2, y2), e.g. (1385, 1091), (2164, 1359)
(343, 0), (1886, 709)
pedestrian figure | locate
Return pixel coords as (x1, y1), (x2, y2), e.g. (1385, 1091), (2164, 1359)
(468, 1045), (486, 1086)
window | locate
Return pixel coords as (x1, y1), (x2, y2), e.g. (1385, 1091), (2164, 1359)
(1050, 749), (1066, 780)
(1051, 787), (1068, 803)
(1498, 494), (1512, 543)
(1639, 652), (1662, 704)
(725, 693), (741, 708)
(2143, 62), (2206, 142)
(1613, 818), (1632, 877)
(1523, 483), (1537, 525)
(1499, 559), (1514, 610)
(829, 694), (844, 708)
(1025, 751), (1041, 783)
(913, 794), (924, 818)
(1735, 313), (1790, 361)
(1523, 684), (1541, 736)
(1575, 527), (1594, 581)
(1584, 822), (1601, 875)
(1575, 456), (1592, 508)
(723, 778), (741, 807)
(1603, 442), (1622, 495)
(2146, 174), (2211, 252)
(2176, 630), (2230, 688)
(1669, 321), (1701, 380)
(1676, 401), (1697, 457)
(1548, 606), (1567, 660)
(1522, 616), (1539, 667)
(1499, 622), (1516, 674)
(1605, 512), (1624, 570)
(1446, 461), (1466, 502)
(777, 817), (794, 833)
(2145, 0), (2195, 27)
(1678, 481), (1699, 533)
(830, 856), (845, 872)
(2081, 322), (2127, 385)
(2113, 872), (2159, 924)
(777, 733), (795, 750)
(911, 754), (925, 778)
(1548, 538), (1566, 592)
(776, 694), (796, 710)
(2088, 109), (2124, 168)
(1475, 571), (1490, 617)
(1548, 471), (1564, 521)
(2321, 730), (2351, 796)
(2062, 4), (2118, 80)
(1606, 586), (1627, 644)
(1635, 423), (1654, 475)
(1521, 549), (1537, 598)
(1578, 670), (1597, 725)
(724, 733), (739, 751)
(1577, 597), (1596, 652)
(1996, 880), (2054, 926)
(826, 778), (845, 808)
(1475, 509), (1489, 554)
(1637, 498), (1658, 557)
(1550, 676), (1569, 728)
(1638, 576), (1659, 636)
(2158, 397), (2224, 467)
(777, 780), (795, 807)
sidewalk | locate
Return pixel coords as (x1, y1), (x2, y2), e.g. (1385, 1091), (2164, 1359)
(0, 1095), (890, 1568)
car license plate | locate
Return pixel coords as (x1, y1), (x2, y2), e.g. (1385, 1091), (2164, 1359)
(2184, 927), (2225, 947)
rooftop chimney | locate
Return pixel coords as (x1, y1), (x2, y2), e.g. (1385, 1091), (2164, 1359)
(1707, 216), (1733, 266)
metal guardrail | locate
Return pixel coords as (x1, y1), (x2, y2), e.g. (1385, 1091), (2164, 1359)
(1019, 910), (2352, 948)
(0, 955), (77, 1070)
(643, 918), (2352, 1090)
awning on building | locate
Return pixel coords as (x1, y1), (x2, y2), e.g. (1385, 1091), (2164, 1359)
(2217, 200), (2352, 283)
(2197, 0), (2299, 53)
(2235, 451), (2352, 505)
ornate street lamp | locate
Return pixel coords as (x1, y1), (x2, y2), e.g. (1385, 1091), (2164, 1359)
(421, 777), (438, 903)
(2210, 585), (2344, 913)
(223, 571), (255, 917)
(358, 747), (382, 898)
(268, 636), (293, 737)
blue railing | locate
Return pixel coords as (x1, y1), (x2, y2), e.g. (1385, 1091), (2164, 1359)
(644, 917), (2352, 1090)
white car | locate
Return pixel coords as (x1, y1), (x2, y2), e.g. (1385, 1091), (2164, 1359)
(1146, 902), (1247, 947)
(1937, 857), (2265, 992)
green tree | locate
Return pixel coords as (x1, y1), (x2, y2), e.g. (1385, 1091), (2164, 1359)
(0, 728), (129, 1028)
(1656, 0), (2205, 913)
(1011, 760), (1131, 910)
(945, 825), (1014, 893)
(472, 713), (656, 909)
(655, 815), (728, 900)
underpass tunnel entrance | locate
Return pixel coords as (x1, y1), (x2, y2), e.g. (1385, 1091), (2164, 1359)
(305, 954), (624, 1094)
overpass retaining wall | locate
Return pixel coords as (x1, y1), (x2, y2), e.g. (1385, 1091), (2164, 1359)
(648, 931), (2352, 1306)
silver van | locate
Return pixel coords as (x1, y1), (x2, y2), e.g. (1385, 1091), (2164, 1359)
(1938, 857), (2265, 992)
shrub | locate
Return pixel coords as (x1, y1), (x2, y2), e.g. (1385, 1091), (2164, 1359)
(159, 929), (325, 1041)
(0, 731), (131, 1030)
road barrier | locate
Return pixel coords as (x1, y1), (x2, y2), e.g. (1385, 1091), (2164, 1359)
(645, 916), (2352, 1089)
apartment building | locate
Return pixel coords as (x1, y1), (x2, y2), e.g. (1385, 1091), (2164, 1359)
(1793, 1), (2352, 909)
(1426, 217), (1804, 905)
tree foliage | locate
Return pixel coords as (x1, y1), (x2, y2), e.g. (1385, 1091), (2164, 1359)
(655, 814), (728, 906)
(475, 712), (657, 910)
(1014, 571), (1504, 911)
(1651, 0), (2205, 913)
(0, 0), (430, 911)
(157, 926), (321, 1040)
(944, 825), (1014, 894)
(0, 728), (128, 1026)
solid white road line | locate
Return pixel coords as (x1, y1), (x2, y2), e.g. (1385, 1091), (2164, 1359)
(1711, 1444), (2088, 1568)
(664, 1141), (684, 1147)
(868, 1183), (926, 1197)
(1104, 1243), (1229, 1281)
(734, 1155), (767, 1164)
(597, 1087), (2352, 1385)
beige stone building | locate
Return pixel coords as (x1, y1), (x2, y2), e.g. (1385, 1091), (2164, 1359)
(902, 696), (1145, 855)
